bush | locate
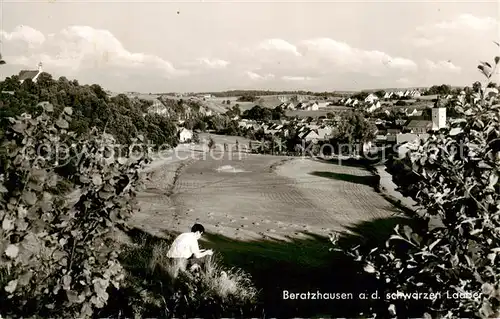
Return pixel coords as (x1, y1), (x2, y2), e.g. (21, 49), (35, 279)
(339, 55), (500, 318)
(0, 102), (151, 318)
(107, 234), (259, 318)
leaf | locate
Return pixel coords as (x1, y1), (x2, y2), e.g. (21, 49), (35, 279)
(482, 61), (492, 68)
(489, 173), (498, 189)
(63, 107), (73, 115)
(62, 274), (72, 290)
(429, 238), (441, 251)
(364, 263), (376, 273)
(495, 56), (500, 65)
(99, 191), (113, 200)
(23, 191), (37, 206)
(117, 157), (127, 165)
(56, 118), (69, 129)
(0, 184), (7, 193)
(12, 122), (27, 133)
(92, 174), (102, 186)
(403, 225), (413, 240)
(38, 102), (54, 112)
(18, 271), (33, 287)
(2, 218), (14, 231)
(5, 280), (17, 293)
(5, 244), (19, 258)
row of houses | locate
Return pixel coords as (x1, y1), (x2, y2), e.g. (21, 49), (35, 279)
(276, 101), (331, 111)
(237, 118), (336, 143)
(373, 106), (447, 145)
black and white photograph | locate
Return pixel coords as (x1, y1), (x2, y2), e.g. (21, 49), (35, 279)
(0, 0), (499, 318)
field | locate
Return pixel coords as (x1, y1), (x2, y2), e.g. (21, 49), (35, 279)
(129, 134), (407, 316)
(132, 134), (396, 241)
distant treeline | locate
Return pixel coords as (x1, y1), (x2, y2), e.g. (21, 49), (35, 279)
(195, 90), (342, 98)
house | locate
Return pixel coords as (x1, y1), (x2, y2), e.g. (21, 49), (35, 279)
(304, 102), (319, 111)
(406, 108), (421, 117)
(405, 120), (433, 134)
(299, 129), (321, 142)
(19, 62), (43, 84)
(364, 93), (379, 104)
(366, 101), (381, 113)
(387, 128), (402, 135)
(178, 128), (194, 143)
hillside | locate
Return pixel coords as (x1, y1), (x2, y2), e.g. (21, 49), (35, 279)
(0, 73), (186, 146)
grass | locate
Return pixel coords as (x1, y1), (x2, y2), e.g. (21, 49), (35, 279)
(98, 230), (260, 318)
(98, 209), (427, 318)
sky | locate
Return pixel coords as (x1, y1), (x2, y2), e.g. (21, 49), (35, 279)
(0, 0), (499, 93)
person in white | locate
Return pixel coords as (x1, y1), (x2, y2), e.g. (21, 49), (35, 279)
(167, 223), (213, 277)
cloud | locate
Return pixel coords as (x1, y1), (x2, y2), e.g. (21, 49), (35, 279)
(238, 37), (418, 81)
(410, 36), (445, 47)
(257, 38), (301, 56)
(192, 58), (230, 69)
(296, 38), (418, 72)
(0, 25), (46, 48)
(1, 25), (182, 77)
(245, 71), (274, 81)
(411, 14), (499, 47)
(282, 75), (313, 81)
(424, 60), (461, 73)
(433, 14), (499, 31)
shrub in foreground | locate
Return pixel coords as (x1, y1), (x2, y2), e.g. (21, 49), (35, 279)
(0, 103), (150, 318)
(339, 55), (500, 318)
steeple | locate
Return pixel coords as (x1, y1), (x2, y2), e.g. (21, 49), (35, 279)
(38, 62), (43, 72)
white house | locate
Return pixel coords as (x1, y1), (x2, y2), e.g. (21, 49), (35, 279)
(19, 62), (43, 84)
(299, 130), (321, 142)
(178, 128), (194, 143)
(366, 101), (382, 113)
(364, 93), (378, 104)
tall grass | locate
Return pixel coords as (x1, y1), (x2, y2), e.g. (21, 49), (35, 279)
(99, 231), (260, 318)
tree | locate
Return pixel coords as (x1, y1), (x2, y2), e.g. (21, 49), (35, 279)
(341, 54), (500, 318)
(330, 111), (376, 156)
(0, 103), (150, 318)
(375, 90), (386, 99)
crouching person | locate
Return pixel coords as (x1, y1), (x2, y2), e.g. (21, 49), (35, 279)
(166, 223), (213, 278)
